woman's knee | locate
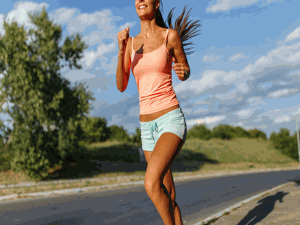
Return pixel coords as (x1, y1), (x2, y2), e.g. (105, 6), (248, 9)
(144, 170), (168, 193)
(144, 175), (161, 195)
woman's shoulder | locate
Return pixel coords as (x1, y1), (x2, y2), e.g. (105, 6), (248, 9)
(167, 28), (180, 45)
(167, 28), (179, 38)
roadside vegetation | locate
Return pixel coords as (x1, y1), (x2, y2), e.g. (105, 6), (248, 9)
(0, 135), (298, 197)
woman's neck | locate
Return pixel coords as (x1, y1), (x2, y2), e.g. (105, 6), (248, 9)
(139, 19), (160, 39)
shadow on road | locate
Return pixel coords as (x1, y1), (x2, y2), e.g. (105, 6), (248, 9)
(236, 191), (289, 225)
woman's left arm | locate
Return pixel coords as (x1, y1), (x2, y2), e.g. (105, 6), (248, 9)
(169, 29), (190, 81)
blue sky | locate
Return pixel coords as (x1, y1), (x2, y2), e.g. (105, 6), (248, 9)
(1, 0), (300, 138)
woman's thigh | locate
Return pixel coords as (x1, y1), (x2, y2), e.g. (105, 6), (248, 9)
(144, 132), (184, 188)
(140, 108), (187, 152)
(144, 150), (174, 192)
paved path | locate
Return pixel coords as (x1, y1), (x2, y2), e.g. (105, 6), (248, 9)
(0, 169), (299, 225)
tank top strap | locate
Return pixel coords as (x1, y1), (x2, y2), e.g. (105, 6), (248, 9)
(164, 29), (169, 44)
(131, 37), (134, 58)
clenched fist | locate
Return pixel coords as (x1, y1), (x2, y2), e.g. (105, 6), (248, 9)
(172, 57), (190, 81)
(117, 26), (130, 51)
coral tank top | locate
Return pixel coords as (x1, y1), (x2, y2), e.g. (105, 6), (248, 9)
(131, 29), (179, 115)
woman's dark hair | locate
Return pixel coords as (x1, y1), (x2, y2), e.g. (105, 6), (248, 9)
(155, 1), (202, 55)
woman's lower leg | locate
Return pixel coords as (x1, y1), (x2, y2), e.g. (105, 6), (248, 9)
(162, 184), (183, 225)
(146, 184), (176, 225)
(173, 201), (184, 225)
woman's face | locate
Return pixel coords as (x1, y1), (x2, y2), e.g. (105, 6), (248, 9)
(135, 0), (159, 19)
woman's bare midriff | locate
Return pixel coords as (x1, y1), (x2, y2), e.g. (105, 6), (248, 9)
(139, 104), (180, 122)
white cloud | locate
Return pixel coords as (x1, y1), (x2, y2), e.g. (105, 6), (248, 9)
(284, 27), (300, 43)
(63, 70), (96, 83)
(3, 1), (49, 31)
(291, 107), (300, 116)
(215, 89), (237, 100)
(252, 104), (300, 127)
(235, 109), (253, 119)
(193, 107), (209, 114)
(206, 0), (283, 13)
(237, 83), (249, 93)
(247, 97), (262, 103)
(0, 14), (4, 36)
(274, 115), (290, 124)
(230, 54), (246, 61)
(173, 39), (300, 127)
(51, 8), (76, 23)
(249, 100), (266, 107)
(257, 125), (267, 129)
(268, 88), (298, 98)
(203, 55), (219, 62)
(289, 70), (300, 76)
(195, 99), (207, 105)
(99, 54), (118, 76)
(50, 8), (124, 36)
(119, 21), (136, 31)
(110, 114), (125, 124)
(51, 7), (134, 71)
(77, 12), (100, 26)
(82, 30), (117, 47)
(186, 115), (226, 127)
(82, 42), (116, 68)
(247, 97), (267, 107)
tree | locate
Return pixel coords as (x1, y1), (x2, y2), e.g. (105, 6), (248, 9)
(212, 124), (236, 140)
(109, 125), (131, 142)
(269, 128), (298, 160)
(0, 120), (12, 149)
(248, 128), (267, 140)
(80, 116), (111, 144)
(233, 126), (249, 138)
(269, 131), (277, 143)
(186, 123), (212, 140)
(131, 127), (142, 144)
(0, 7), (95, 180)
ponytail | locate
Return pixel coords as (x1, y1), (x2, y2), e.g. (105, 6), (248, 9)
(155, 8), (168, 29)
(156, 2), (202, 55)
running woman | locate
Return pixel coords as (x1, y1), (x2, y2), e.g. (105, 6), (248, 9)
(116, 1), (201, 224)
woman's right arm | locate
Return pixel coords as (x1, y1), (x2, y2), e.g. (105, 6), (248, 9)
(116, 27), (131, 92)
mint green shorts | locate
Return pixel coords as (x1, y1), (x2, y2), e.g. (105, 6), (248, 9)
(140, 108), (187, 152)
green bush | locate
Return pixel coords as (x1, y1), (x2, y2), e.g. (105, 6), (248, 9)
(109, 125), (131, 142)
(131, 127), (142, 144)
(80, 116), (111, 144)
(212, 124), (236, 140)
(233, 126), (249, 138)
(269, 131), (277, 143)
(269, 128), (299, 160)
(187, 124), (212, 140)
(0, 142), (14, 171)
(248, 128), (267, 140)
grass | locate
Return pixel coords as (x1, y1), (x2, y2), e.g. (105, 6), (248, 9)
(0, 137), (298, 198)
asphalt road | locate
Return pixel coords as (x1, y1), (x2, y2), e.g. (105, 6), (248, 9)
(0, 169), (299, 225)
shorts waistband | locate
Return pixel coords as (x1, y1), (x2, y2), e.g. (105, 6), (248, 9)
(140, 108), (183, 124)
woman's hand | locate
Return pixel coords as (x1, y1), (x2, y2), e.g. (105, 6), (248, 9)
(117, 26), (129, 52)
(172, 57), (190, 81)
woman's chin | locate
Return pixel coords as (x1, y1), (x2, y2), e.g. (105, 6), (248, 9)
(138, 14), (154, 20)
